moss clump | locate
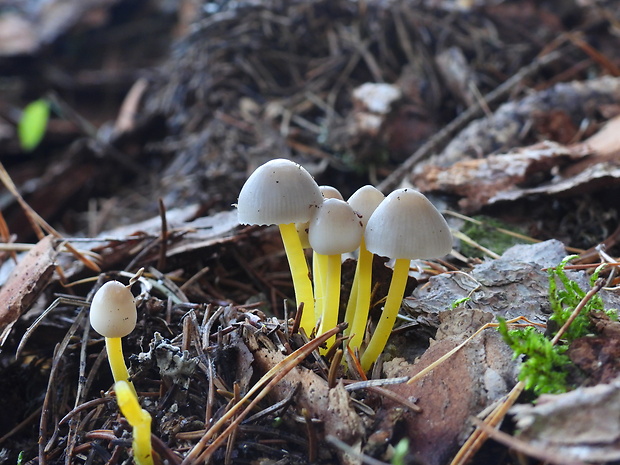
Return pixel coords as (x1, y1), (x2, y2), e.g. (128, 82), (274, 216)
(461, 216), (527, 258)
(499, 256), (616, 395)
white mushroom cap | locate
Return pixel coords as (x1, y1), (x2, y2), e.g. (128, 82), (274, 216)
(347, 185), (385, 228)
(297, 185), (344, 248)
(365, 188), (452, 259)
(308, 198), (363, 255)
(318, 185), (344, 200)
(90, 281), (137, 338)
(237, 158), (323, 225)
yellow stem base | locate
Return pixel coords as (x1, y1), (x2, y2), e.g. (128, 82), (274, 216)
(317, 254), (341, 350)
(360, 258), (410, 371)
(115, 381), (154, 465)
(348, 242), (373, 350)
(279, 223), (315, 334)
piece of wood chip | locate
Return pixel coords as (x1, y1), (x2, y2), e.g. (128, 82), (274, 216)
(0, 235), (58, 346)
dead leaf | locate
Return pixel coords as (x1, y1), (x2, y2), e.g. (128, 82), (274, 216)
(511, 376), (620, 462)
(0, 235), (58, 346)
(382, 309), (518, 465)
(567, 311), (620, 385)
(412, 79), (620, 212)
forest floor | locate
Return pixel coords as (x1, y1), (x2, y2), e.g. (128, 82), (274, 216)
(1, 1), (620, 464)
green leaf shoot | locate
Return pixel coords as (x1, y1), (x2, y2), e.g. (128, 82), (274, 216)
(18, 99), (51, 152)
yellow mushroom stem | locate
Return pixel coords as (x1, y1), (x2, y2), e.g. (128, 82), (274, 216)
(317, 253), (341, 350)
(360, 258), (410, 371)
(343, 266), (359, 335)
(279, 223), (315, 334)
(106, 337), (137, 398)
(115, 380), (154, 465)
(347, 238), (374, 350)
(312, 251), (324, 323)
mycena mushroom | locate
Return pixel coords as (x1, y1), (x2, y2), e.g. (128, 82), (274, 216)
(308, 198), (363, 348)
(90, 280), (138, 397)
(237, 158), (323, 334)
(343, 185), (385, 350)
(297, 185), (344, 324)
(359, 188), (452, 371)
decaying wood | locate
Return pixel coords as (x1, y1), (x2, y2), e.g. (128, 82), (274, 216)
(0, 235), (57, 346)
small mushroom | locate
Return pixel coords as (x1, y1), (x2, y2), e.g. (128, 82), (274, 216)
(343, 185), (385, 350)
(360, 188), (452, 370)
(296, 185), (344, 248)
(237, 158), (323, 333)
(90, 280), (138, 396)
(308, 198), (363, 347)
(296, 185), (344, 323)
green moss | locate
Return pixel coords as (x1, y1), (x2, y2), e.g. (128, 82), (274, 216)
(498, 319), (571, 395)
(498, 255), (617, 395)
(460, 216), (527, 257)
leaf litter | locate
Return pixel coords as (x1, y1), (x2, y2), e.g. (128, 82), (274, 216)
(2, 1), (620, 465)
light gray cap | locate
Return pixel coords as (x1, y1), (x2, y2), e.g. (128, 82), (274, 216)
(297, 185), (344, 248)
(237, 158), (323, 225)
(89, 281), (137, 338)
(347, 185), (385, 228)
(308, 198), (363, 255)
(365, 188), (452, 259)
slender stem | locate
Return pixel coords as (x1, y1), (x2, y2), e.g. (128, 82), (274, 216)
(105, 337), (137, 398)
(115, 381), (154, 465)
(312, 251), (324, 322)
(343, 259), (360, 336)
(318, 254), (341, 349)
(314, 252), (328, 327)
(349, 241), (373, 349)
(279, 223), (315, 334)
(360, 258), (410, 371)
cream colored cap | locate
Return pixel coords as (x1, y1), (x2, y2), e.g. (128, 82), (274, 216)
(365, 188), (452, 259)
(297, 185), (344, 248)
(237, 158), (323, 225)
(89, 280), (137, 338)
(347, 185), (385, 228)
(308, 198), (363, 255)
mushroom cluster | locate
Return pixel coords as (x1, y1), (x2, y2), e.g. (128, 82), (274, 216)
(236, 159), (452, 370)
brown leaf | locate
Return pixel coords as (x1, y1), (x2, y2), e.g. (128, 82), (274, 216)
(381, 309), (519, 465)
(0, 235), (58, 345)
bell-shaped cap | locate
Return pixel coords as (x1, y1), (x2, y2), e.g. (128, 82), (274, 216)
(90, 280), (137, 338)
(347, 185), (385, 228)
(237, 158), (323, 225)
(365, 188), (452, 259)
(297, 185), (344, 248)
(308, 198), (363, 255)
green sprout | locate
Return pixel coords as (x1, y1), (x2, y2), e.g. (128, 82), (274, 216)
(451, 296), (471, 309)
(18, 99), (50, 152)
(391, 438), (409, 465)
